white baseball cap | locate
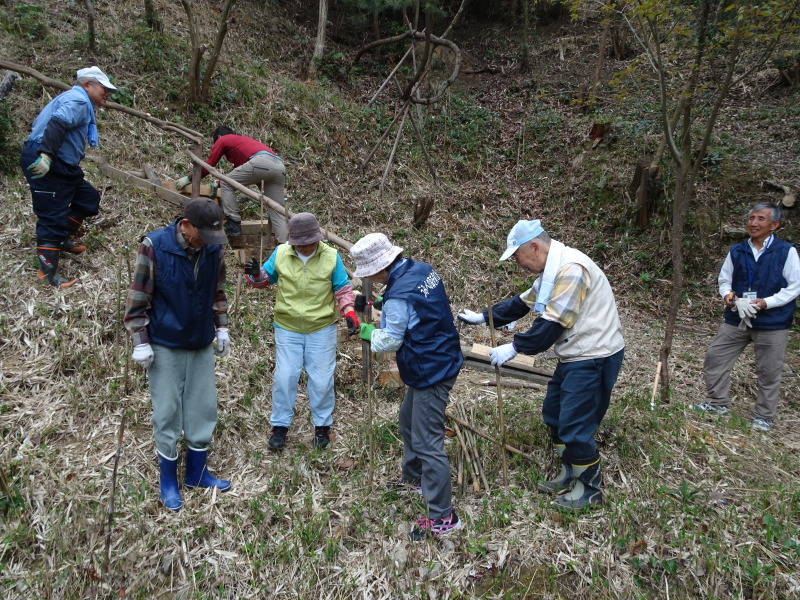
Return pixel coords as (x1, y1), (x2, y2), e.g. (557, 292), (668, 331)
(499, 219), (545, 261)
(76, 66), (117, 91)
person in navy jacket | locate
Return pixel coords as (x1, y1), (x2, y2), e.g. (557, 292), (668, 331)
(351, 233), (463, 541)
(694, 202), (800, 432)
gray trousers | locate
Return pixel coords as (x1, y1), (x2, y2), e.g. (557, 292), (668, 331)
(150, 343), (218, 459)
(399, 376), (456, 519)
(221, 153), (286, 242)
(703, 323), (789, 421)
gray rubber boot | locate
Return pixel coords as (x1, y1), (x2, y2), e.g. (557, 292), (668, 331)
(553, 459), (603, 511)
(537, 444), (573, 495)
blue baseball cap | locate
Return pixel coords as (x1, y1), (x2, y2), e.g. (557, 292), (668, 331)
(500, 219), (545, 261)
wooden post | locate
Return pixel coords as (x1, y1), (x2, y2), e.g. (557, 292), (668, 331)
(191, 140), (203, 198)
(362, 279), (373, 383)
(486, 294), (509, 486)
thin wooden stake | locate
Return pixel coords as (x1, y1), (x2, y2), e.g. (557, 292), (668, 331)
(103, 410), (126, 574)
(486, 293), (509, 486)
(367, 379), (374, 494)
(650, 361), (662, 410)
(445, 410), (535, 461)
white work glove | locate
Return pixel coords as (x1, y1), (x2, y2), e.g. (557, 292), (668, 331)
(735, 298), (758, 319)
(132, 343), (154, 369)
(734, 298), (757, 329)
(27, 154), (52, 179)
(175, 175), (192, 191)
(457, 309), (486, 325)
(215, 327), (230, 358)
(490, 343), (518, 367)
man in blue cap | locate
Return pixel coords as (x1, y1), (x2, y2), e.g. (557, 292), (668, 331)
(459, 219), (624, 510)
(20, 66), (118, 288)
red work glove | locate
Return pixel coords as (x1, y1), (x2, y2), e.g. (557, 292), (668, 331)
(345, 310), (360, 334)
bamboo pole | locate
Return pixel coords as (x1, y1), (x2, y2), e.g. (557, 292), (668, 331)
(486, 294), (509, 485)
(650, 362), (662, 410)
(452, 420), (479, 492)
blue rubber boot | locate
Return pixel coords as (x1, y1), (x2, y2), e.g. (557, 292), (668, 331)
(158, 454), (183, 511)
(184, 447), (231, 492)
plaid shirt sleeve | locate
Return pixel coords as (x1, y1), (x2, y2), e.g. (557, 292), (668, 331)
(540, 263), (590, 329)
(124, 238), (155, 346)
(123, 239), (229, 345)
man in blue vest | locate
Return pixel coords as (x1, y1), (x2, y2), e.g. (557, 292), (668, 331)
(20, 66), (117, 288)
(351, 233), (464, 540)
(124, 198), (232, 511)
(693, 202), (800, 432)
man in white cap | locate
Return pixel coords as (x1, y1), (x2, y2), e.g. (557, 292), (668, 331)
(20, 66), (118, 288)
(459, 220), (624, 510)
(351, 233), (463, 540)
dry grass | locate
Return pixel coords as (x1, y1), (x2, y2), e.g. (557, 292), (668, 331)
(2, 2), (800, 599)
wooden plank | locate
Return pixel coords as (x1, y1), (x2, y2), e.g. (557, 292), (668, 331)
(98, 162), (187, 207)
(160, 179), (218, 198)
(466, 343), (545, 372)
(462, 357), (552, 385)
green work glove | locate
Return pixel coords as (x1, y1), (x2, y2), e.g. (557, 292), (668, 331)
(27, 154), (52, 179)
(175, 175), (192, 190)
(360, 323), (376, 341)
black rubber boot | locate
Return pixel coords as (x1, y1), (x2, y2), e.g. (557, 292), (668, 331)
(36, 242), (77, 288)
(224, 219), (241, 237)
(313, 426), (331, 449)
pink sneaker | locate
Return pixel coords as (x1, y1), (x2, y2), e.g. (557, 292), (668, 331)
(410, 512), (463, 541)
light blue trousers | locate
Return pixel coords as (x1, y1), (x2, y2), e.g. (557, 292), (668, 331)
(149, 343), (218, 459)
(272, 323), (337, 428)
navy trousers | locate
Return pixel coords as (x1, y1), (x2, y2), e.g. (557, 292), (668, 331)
(20, 142), (100, 242)
(542, 348), (624, 464)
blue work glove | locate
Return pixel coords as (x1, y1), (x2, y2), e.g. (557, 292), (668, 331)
(132, 343), (154, 369)
(175, 175), (192, 190)
(215, 327), (230, 358)
(27, 154), (52, 179)
(360, 323), (376, 341)
(490, 343), (518, 367)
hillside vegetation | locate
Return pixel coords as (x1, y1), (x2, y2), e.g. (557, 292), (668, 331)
(1, 1), (799, 599)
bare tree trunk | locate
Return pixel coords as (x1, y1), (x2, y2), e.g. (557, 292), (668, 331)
(519, 0), (531, 73)
(308, 0), (329, 78)
(144, 0), (162, 32)
(84, 0), (96, 53)
(199, 0), (237, 102)
(181, 0), (237, 103)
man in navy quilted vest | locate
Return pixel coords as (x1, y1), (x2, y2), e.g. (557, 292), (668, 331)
(693, 202), (800, 432)
(124, 198), (232, 511)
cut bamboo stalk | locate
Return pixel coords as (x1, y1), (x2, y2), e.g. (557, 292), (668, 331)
(445, 410), (534, 461)
(452, 420), (479, 492)
(486, 294), (509, 485)
(466, 405), (491, 492)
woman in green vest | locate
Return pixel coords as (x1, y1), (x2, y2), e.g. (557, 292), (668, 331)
(244, 213), (359, 450)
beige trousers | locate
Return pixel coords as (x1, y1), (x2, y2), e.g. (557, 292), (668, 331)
(221, 153), (287, 242)
(703, 323), (789, 421)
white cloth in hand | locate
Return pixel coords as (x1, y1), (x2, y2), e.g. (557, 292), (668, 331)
(215, 327), (230, 358)
(457, 309), (485, 325)
(490, 343), (518, 367)
(132, 343), (154, 369)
